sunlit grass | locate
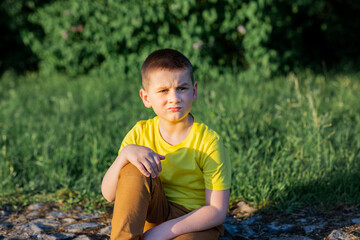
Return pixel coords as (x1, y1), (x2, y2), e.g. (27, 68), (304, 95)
(1, 69), (359, 211)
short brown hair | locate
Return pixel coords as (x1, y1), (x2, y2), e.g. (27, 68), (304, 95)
(141, 49), (194, 89)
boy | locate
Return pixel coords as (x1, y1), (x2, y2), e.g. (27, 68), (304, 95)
(101, 49), (231, 240)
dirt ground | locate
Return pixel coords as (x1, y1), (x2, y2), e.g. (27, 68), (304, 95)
(1, 202), (360, 239)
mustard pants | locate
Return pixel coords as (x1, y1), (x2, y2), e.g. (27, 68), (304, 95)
(110, 164), (224, 240)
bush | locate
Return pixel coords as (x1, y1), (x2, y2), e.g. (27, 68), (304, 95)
(265, 0), (360, 72)
(14, 0), (360, 76)
(0, 0), (45, 74)
(23, 0), (276, 76)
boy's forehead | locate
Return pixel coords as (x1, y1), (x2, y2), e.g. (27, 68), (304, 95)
(146, 69), (192, 88)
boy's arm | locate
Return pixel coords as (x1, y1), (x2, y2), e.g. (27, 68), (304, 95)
(101, 150), (128, 202)
(143, 189), (230, 240)
(101, 144), (165, 202)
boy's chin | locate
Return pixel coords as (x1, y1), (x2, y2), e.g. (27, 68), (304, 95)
(159, 113), (189, 123)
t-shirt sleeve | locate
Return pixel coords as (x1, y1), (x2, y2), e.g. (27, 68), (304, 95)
(118, 123), (141, 155)
(201, 137), (232, 190)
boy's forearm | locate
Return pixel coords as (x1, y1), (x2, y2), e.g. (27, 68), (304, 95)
(147, 205), (227, 239)
(101, 151), (128, 202)
(102, 144), (165, 202)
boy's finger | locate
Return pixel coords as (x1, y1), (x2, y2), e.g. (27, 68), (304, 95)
(135, 163), (150, 177)
(143, 160), (157, 178)
(149, 164), (158, 178)
(152, 155), (162, 173)
(147, 158), (160, 178)
(157, 154), (166, 160)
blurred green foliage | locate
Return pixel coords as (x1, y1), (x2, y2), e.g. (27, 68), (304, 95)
(0, 0), (44, 73)
(1, 69), (359, 210)
(2, 0), (359, 76)
(266, 0), (360, 71)
(23, 0), (262, 75)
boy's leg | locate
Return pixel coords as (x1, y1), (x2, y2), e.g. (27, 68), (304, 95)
(172, 228), (223, 240)
(167, 202), (224, 240)
(110, 164), (169, 240)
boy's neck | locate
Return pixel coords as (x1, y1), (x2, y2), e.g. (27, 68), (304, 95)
(158, 114), (194, 146)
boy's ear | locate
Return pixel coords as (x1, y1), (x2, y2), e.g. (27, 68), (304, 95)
(140, 89), (152, 108)
(192, 82), (198, 101)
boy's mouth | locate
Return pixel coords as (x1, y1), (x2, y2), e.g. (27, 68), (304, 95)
(168, 107), (182, 112)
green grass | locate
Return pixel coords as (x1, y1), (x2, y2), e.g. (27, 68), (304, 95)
(1, 69), (359, 211)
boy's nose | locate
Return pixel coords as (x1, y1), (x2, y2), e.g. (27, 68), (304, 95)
(168, 90), (181, 103)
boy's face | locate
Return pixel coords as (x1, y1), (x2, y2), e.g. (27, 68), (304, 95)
(140, 69), (197, 124)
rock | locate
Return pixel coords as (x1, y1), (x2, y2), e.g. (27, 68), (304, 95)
(64, 222), (100, 233)
(304, 225), (318, 234)
(31, 218), (61, 227)
(326, 229), (358, 240)
(73, 234), (92, 240)
(26, 211), (41, 218)
(230, 201), (257, 217)
(238, 223), (257, 238)
(264, 222), (295, 233)
(47, 211), (68, 219)
(303, 222), (326, 235)
(270, 236), (314, 240)
(99, 226), (112, 235)
(36, 234), (58, 240)
(16, 215), (27, 222)
(0, 222), (13, 230)
(223, 223), (238, 236)
(299, 218), (307, 223)
(4, 235), (29, 239)
(14, 221), (56, 234)
(37, 233), (75, 240)
(351, 218), (360, 224)
(34, 223), (54, 232)
(3, 201), (360, 240)
(14, 223), (43, 234)
(55, 233), (77, 239)
(224, 215), (260, 239)
(62, 218), (76, 224)
(224, 216), (237, 225)
(241, 215), (262, 225)
(27, 203), (43, 211)
(77, 212), (101, 220)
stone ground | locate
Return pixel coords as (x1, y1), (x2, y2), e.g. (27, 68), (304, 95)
(1, 202), (360, 240)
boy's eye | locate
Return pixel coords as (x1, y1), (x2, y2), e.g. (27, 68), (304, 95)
(159, 89), (168, 93)
(177, 87), (187, 92)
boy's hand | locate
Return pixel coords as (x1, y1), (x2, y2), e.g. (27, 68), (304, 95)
(123, 144), (165, 178)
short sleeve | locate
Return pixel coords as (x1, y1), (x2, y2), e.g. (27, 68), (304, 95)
(201, 137), (232, 190)
(118, 123), (141, 155)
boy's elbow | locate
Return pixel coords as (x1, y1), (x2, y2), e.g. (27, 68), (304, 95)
(216, 209), (227, 224)
(101, 186), (115, 202)
(208, 206), (227, 225)
(102, 192), (115, 202)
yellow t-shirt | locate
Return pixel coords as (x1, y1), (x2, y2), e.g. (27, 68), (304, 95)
(119, 115), (231, 211)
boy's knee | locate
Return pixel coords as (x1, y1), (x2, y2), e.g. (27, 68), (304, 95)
(120, 163), (149, 180)
(117, 163), (152, 200)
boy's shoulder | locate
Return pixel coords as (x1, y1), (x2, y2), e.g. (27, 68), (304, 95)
(132, 116), (157, 130)
(194, 120), (222, 141)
